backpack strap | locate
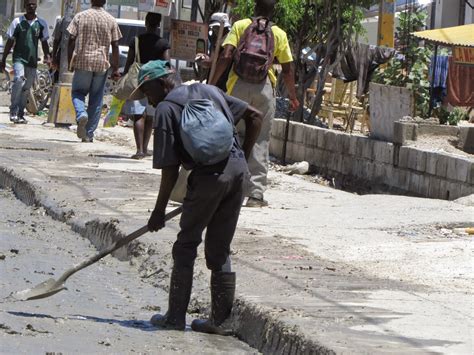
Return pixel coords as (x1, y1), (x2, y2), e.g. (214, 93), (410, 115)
(253, 16), (273, 31)
(134, 36), (140, 63)
(234, 19), (255, 64)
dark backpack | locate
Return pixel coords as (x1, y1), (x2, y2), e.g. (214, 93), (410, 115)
(233, 17), (275, 84)
(165, 87), (236, 166)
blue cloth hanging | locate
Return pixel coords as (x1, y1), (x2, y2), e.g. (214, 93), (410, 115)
(429, 55), (449, 89)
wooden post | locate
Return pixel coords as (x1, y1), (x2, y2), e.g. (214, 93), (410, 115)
(11, 0), (16, 19)
(377, 0), (395, 48)
(59, 0), (76, 82)
(47, 0), (77, 124)
(191, 0), (199, 21)
(428, 44), (438, 118)
(282, 107), (292, 165)
(208, 20), (225, 85)
(328, 77), (337, 129)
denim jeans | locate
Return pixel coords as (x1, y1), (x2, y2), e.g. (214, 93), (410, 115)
(10, 62), (36, 117)
(71, 69), (108, 139)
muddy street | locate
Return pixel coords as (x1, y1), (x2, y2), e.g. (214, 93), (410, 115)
(0, 189), (256, 354)
(0, 106), (472, 353)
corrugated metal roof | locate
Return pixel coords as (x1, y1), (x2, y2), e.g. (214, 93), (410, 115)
(412, 24), (474, 47)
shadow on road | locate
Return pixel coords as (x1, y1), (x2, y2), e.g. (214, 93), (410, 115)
(45, 138), (82, 144)
(87, 154), (133, 160)
(7, 310), (191, 332)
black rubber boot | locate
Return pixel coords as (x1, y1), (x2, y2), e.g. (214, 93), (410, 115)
(191, 271), (235, 336)
(150, 264), (193, 330)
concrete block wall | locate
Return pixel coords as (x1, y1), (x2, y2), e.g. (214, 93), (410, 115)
(393, 121), (474, 155)
(270, 119), (474, 200)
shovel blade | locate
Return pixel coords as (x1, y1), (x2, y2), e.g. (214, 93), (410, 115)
(12, 278), (67, 301)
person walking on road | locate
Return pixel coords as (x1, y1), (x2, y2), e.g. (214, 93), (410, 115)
(67, 0), (121, 143)
(122, 12), (170, 159)
(211, 0), (299, 207)
(0, 0), (50, 124)
(194, 12), (232, 91)
(129, 60), (262, 334)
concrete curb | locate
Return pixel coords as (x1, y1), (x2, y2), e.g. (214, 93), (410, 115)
(0, 166), (333, 355)
(230, 299), (333, 354)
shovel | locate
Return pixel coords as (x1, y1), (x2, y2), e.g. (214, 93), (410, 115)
(207, 19), (226, 85)
(12, 207), (182, 301)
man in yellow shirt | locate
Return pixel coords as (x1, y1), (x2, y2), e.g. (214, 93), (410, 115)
(211, 0), (299, 207)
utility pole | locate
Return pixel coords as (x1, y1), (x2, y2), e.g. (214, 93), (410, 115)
(47, 0), (77, 125)
(377, 0), (395, 47)
(59, 0), (76, 82)
(10, 0), (16, 20)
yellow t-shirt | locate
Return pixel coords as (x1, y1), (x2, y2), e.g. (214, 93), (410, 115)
(222, 18), (293, 94)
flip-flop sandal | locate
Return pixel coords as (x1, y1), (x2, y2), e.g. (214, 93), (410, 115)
(131, 153), (146, 160)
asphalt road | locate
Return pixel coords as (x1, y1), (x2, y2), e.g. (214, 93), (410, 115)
(0, 189), (256, 354)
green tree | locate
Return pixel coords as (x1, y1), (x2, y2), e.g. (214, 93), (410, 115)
(373, 6), (432, 117)
(231, 0), (376, 121)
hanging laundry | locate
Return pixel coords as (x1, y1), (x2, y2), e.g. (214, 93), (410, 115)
(447, 56), (474, 107)
(429, 55), (449, 89)
(429, 55), (449, 106)
(331, 42), (395, 99)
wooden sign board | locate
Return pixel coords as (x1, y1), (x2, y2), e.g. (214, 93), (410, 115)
(170, 20), (208, 62)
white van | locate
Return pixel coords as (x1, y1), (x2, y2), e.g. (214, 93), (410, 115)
(115, 18), (147, 69)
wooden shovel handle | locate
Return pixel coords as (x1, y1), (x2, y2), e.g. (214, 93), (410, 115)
(208, 20), (226, 85)
(58, 207), (183, 284)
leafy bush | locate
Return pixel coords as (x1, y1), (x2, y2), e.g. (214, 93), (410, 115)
(435, 106), (450, 125)
(435, 107), (468, 126)
(373, 6), (432, 118)
(447, 108), (468, 126)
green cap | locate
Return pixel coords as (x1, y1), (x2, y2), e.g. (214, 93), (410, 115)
(129, 60), (174, 100)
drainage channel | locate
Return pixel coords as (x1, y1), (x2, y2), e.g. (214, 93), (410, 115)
(0, 188), (255, 353)
(0, 167), (333, 355)
(270, 160), (413, 198)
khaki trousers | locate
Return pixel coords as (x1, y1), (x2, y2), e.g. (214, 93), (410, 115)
(231, 78), (275, 200)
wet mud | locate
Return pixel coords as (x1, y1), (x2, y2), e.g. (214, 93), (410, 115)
(0, 189), (256, 354)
